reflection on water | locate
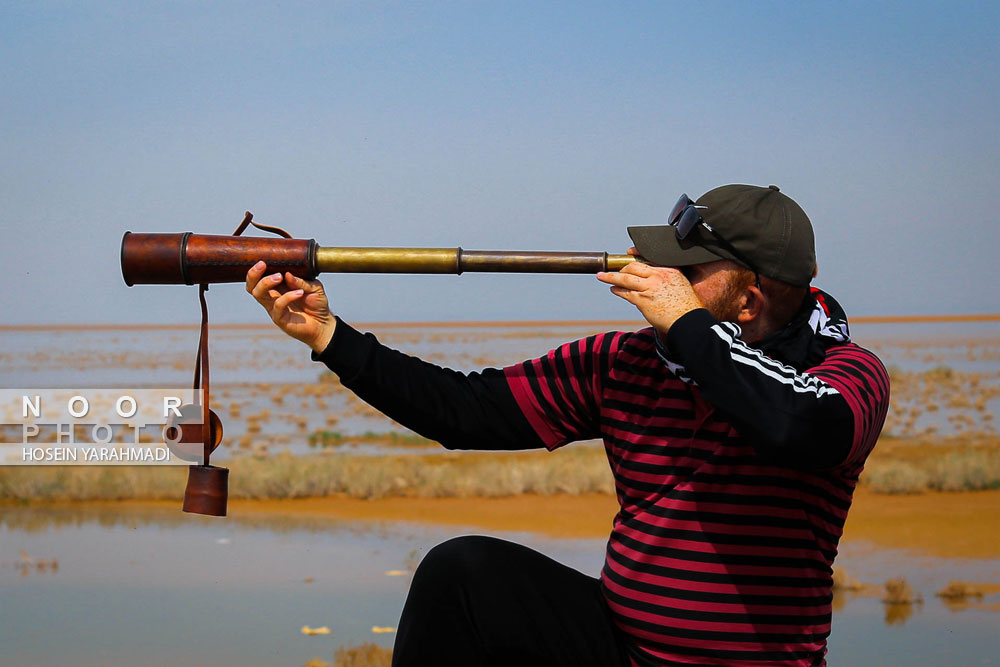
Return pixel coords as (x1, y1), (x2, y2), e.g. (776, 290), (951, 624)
(0, 503), (605, 667)
(884, 601), (920, 626)
(2, 503), (999, 666)
(4, 551), (59, 577)
(2, 502), (416, 536)
(827, 541), (1000, 665)
(2, 322), (999, 664)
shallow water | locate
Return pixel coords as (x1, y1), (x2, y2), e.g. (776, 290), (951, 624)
(3, 320), (998, 457)
(2, 320), (999, 664)
(2, 504), (999, 666)
(0, 504), (604, 666)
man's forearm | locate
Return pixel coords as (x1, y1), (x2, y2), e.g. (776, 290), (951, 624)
(664, 309), (854, 467)
(312, 318), (544, 451)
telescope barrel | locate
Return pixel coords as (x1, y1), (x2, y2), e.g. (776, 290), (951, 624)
(121, 232), (639, 286)
(314, 247), (636, 274)
(121, 232), (318, 286)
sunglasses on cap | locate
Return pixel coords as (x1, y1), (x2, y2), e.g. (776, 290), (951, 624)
(669, 194), (761, 288)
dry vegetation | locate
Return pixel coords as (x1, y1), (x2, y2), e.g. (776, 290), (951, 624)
(332, 643), (393, 667)
(3, 327), (998, 501)
(4, 433), (1000, 502)
(860, 434), (1000, 493)
(830, 569), (1000, 624)
(0, 446), (613, 502)
(877, 356), (998, 440)
(307, 430), (435, 450)
(302, 643), (392, 667)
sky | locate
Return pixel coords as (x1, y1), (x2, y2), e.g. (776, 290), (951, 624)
(2, 1), (998, 325)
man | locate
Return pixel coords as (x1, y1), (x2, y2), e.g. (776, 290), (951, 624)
(247, 184), (889, 667)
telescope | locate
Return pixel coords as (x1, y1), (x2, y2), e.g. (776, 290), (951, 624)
(121, 233), (640, 285)
(122, 213), (645, 517)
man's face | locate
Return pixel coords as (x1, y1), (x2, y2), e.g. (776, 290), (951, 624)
(680, 260), (751, 323)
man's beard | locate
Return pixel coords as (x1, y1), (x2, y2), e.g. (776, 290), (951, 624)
(703, 273), (751, 323)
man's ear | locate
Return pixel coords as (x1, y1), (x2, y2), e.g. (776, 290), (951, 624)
(737, 284), (766, 325)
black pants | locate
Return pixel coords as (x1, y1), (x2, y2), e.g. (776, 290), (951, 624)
(392, 535), (632, 667)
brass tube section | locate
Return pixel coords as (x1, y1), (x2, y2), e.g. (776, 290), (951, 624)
(315, 247), (641, 274)
(315, 247), (461, 273)
(605, 254), (639, 271)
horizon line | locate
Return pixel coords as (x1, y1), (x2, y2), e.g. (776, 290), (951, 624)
(1, 313), (999, 332)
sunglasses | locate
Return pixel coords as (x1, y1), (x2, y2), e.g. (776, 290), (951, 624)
(668, 194), (761, 288)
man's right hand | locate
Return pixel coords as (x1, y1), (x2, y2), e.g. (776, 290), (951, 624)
(246, 261), (336, 354)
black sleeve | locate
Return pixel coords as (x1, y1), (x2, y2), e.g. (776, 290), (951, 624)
(664, 309), (854, 468)
(311, 318), (545, 450)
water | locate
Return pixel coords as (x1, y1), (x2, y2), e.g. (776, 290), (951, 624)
(0, 505), (605, 666)
(1, 320), (999, 665)
(1, 324), (631, 457)
(3, 319), (997, 456)
(2, 504), (999, 666)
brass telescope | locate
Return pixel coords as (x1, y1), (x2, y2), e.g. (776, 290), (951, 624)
(121, 232), (642, 286)
(120, 218), (644, 517)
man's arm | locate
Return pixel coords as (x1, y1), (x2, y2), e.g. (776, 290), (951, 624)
(596, 258), (888, 468)
(665, 309), (889, 468)
(313, 318), (544, 450)
(245, 262), (543, 450)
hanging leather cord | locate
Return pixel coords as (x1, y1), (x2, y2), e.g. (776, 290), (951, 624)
(232, 210), (294, 239)
(192, 283), (212, 465)
(190, 211), (295, 465)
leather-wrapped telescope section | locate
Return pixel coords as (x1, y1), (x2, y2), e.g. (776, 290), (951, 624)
(121, 232), (318, 286)
(121, 232), (639, 285)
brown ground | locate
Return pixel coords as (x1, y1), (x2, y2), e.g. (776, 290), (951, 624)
(229, 493), (620, 539)
(219, 486), (1000, 559)
(842, 487), (1000, 558)
(7, 486), (998, 561)
(2, 313), (997, 331)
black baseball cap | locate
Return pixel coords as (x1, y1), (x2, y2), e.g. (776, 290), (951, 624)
(627, 184), (816, 287)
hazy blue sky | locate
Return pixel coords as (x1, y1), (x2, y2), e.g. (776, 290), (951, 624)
(3, 1), (998, 325)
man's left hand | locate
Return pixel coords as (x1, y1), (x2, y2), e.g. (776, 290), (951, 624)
(597, 261), (704, 336)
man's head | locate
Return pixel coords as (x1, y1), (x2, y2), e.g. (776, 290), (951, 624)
(628, 185), (817, 338)
(628, 184), (816, 287)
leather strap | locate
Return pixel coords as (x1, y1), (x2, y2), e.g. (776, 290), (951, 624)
(232, 210), (293, 239)
(191, 211), (296, 465)
(193, 283), (211, 465)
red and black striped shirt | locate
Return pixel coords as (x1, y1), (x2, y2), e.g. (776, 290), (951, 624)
(505, 308), (888, 666)
(317, 298), (889, 667)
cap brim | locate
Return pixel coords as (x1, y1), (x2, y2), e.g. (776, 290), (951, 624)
(627, 225), (725, 267)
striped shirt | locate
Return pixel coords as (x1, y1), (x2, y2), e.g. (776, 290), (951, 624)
(504, 308), (889, 666)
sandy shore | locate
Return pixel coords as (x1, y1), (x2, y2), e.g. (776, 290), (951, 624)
(229, 492), (621, 539)
(8, 487), (997, 559)
(2, 313), (997, 331)
(219, 486), (1000, 559)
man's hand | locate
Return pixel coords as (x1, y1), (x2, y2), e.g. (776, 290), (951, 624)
(246, 261), (336, 354)
(597, 259), (704, 336)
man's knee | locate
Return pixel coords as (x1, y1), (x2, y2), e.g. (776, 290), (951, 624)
(412, 535), (500, 587)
